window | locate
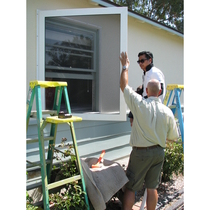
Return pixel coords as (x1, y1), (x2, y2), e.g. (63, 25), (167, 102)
(37, 7), (127, 121)
(45, 17), (97, 112)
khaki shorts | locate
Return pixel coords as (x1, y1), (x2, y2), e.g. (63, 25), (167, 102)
(125, 145), (165, 192)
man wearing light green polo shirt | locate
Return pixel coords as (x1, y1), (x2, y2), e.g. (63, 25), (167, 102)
(119, 52), (179, 210)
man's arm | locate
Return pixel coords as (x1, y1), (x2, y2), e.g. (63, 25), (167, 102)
(119, 52), (130, 92)
(166, 116), (180, 141)
(120, 68), (128, 92)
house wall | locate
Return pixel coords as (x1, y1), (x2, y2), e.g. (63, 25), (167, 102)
(127, 16), (184, 102)
(26, 0), (132, 167)
(26, 0), (183, 169)
(26, 0), (99, 96)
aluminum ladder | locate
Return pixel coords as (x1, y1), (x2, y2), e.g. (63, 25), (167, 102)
(26, 80), (90, 210)
(163, 84), (184, 149)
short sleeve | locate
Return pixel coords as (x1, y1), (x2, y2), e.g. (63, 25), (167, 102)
(167, 116), (180, 140)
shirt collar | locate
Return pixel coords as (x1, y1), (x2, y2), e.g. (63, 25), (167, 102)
(144, 63), (154, 75)
(147, 96), (161, 103)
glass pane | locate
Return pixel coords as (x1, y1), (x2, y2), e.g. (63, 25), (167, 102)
(45, 17), (96, 113)
(46, 22), (93, 50)
(45, 20), (94, 69)
(45, 46), (93, 69)
(45, 78), (93, 112)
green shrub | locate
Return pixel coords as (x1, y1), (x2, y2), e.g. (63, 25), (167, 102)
(49, 181), (87, 210)
(162, 138), (184, 182)
(49, 138), (87, 210)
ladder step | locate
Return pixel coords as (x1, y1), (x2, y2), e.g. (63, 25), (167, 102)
(26, 172), (81, 191)
(30, 80), (67, 89)
(45, 116), (82, 124)
(166, 84), (184, 90)
(48, 175), (81, 190)
(26, 156), (75, 172)
(26, 136), (54, 144)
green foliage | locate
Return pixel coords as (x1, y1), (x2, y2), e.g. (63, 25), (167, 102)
(162, 139), (184, 182)
(49, 138), (87, 210)
(111, 0), (183, 33)
(26, 191), (38, 210)
(49, 182), (87, 210)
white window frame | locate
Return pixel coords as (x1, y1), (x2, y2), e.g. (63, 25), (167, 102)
(37, 7), (128, 121)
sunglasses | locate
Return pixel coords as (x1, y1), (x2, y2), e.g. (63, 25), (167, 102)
(137, 58), (148, 64)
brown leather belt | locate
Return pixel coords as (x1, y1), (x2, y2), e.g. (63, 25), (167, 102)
(133, 145), (160, 150)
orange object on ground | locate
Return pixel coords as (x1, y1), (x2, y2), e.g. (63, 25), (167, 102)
(91, 150), (106, 168)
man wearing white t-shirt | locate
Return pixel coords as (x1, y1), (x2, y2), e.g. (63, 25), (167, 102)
(137, 51), (165, 101)
(129, 51), (166, 126)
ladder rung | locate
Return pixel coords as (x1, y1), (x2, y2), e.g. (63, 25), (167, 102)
(26, 136), (54, 144)
(26, 174), (81, 191)
(47, 175), (81, 190)
(30, 110), (58, 118)
(26, 156), (75, 172)
(27, 159), (51, 169)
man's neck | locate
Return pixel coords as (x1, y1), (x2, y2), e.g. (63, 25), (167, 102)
(148, 95), (158, 98)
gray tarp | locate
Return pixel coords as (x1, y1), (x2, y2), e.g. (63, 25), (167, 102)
(81, 158), (129, 210)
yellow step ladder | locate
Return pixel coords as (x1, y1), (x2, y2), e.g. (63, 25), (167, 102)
(26, 80), (90, 210)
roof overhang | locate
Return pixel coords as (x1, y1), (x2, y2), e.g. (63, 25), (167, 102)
(91, 0), (183, 38)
